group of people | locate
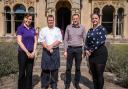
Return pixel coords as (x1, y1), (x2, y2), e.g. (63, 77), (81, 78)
(16, 13), (108, 89)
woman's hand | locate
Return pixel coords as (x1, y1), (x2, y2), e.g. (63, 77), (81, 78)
(26, 51), (32, 58)
(30, 51), (35, 59)
(85, 50), (91, 57)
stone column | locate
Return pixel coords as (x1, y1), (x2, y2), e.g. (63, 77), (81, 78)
(113, 10), (117, 38)
(2, 12), (6, 36)
(71, 0), (81, 22)
(34, 1), (37, 28)
(11, 12), (14, 36)
(122, 13), (127, 38)
(100, 10), (102, 25)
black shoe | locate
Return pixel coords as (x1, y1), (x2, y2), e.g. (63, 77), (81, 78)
(52, 86), (58, 89)
(74, 84), (81, 89)
(41, 87), (48, 89)
(65, 84), (70, 89)
(42, 86), (48, 89)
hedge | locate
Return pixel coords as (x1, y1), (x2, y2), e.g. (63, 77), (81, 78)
(0, 42), (18, 77)
(106, 44), (128, 88)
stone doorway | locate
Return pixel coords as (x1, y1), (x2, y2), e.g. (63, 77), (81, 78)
(56, 1), (71, 38)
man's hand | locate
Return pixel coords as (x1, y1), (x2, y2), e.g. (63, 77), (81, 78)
(82, 52), (86, 58)
(64, 52), (67, 59)
(47, 45), (53, 53)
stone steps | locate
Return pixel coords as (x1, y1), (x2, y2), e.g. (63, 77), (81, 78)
(33, 44), (88, 73)
(34, 58), (87, 66)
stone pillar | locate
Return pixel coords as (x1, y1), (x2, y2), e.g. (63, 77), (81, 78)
(100, 10), (102, 25)
(11, 12), (14, 36)
(34, 1), (37, 28)
(113, 10), (117, 38)
(2, 12), (6, 36)
(122, 13), (127, 38)
(46, 8), (55, 16)
(72, 8), (80, 15)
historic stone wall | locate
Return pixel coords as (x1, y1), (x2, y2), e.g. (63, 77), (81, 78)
(0, 0), (128, 40)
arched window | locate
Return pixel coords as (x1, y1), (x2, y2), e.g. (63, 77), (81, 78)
(102, 5), (115, 34)
(116, 8), (124, 35)
(93, 7), (100, 14)
(28, 7), (35, 27)
(4, 6), (11, 34)
(14, 4), (26, 13)
(13, 4), (26, 32)
(28, 7), (34, 13)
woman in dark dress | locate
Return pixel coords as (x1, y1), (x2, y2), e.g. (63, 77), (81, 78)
(84, 13), (108, 89)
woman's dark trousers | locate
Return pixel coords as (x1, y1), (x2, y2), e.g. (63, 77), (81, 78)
(18, 51), (34, 89)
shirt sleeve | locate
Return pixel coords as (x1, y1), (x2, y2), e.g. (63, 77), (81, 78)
(33, 28), (36, 36)
(82, 26), (87, 44)
(56, 28), (62, 42)
(64, 26), (69, 52)
(88, 27), (107, 52)
(84, 31), (90, 51)
(38, 28), (45, 43)
(16, 26), (23, 36)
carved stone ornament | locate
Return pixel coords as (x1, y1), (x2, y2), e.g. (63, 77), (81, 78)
(93, 1), (126, 9)
(4, 0), (35, 6)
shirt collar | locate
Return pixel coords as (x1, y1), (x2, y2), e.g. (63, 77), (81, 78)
(72, 24), (80, 28)
(48, 26), (55, 30)
(22, 24), (33, 29)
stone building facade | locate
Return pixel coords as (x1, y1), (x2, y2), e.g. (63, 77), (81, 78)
(0, 0), (128, 41)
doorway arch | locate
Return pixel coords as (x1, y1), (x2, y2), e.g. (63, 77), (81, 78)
(56, 1), (71, 38)
(102, 5), (115, 34)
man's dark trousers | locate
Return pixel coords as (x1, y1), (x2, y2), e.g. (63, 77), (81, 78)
(65, 46), (82, 85)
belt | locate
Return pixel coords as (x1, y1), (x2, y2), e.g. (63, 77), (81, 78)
(53, 46), (59, 49)
(68, 46), (82, 48)
(43, 47), (59, 50)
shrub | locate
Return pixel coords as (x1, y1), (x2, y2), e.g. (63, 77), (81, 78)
(0, 42), (18, 77)
(106, 44), (128, 88)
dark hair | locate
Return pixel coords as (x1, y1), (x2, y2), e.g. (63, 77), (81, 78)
(24, 13), (33, 18)
(91, 13), (100, 19)
(23, 13), (33, 23)
(47, 15), (54, 20)
(72, 14), (80, 18)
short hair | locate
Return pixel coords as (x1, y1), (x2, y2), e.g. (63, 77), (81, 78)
(72, 14), (80, 18)
(47, 15), (54, 20)
(91, 13), (100, 19)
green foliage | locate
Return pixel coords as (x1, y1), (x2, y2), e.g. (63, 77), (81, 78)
(0, 42), (18, 77)
(106, 44), (128, 88)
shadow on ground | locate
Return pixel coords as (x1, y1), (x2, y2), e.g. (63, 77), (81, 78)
(60, 72), (94, 89)
(32, 75), (40, 87)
